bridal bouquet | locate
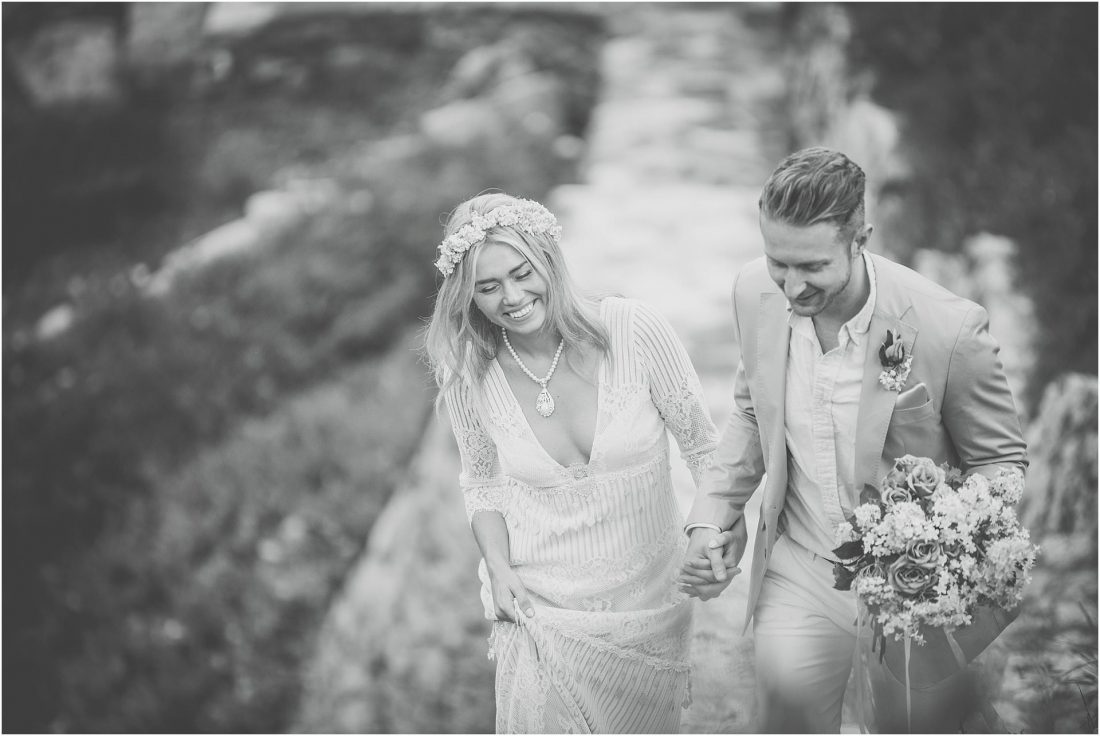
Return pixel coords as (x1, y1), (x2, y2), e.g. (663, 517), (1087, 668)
(832, 455), (1038, 647)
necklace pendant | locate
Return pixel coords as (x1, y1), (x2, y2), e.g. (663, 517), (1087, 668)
(535, 388), (555, 418)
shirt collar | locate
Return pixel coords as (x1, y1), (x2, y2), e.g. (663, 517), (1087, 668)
(787, 251), (877, 347)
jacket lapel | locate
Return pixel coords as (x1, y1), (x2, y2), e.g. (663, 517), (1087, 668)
(756, 291), (790, 482)
(855, 256), (917, 492)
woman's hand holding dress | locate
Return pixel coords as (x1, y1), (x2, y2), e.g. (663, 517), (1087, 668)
(485, 558), (535, 623)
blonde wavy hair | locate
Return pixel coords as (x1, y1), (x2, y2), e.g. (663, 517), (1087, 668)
(423, 192), (611, 399)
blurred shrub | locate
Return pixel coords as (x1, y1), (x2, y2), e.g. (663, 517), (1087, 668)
(2, 99), (178, 288)
(45, 341), (433, 733)
(427, 5), (605, 138)
(843, 3), (1097, 408)
(4, 204), (427, 730)
(4, 5), (605, 731)
(995, 372), (1098, 732)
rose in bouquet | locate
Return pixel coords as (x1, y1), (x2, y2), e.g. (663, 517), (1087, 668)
(832, 455), (1038, 649)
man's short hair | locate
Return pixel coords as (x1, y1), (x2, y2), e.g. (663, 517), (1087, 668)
(759, 147), (866, 243)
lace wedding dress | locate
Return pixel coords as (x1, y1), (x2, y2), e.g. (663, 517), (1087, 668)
(444, 297), (718, 733)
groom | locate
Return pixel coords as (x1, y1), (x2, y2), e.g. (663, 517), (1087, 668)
(679, 147), (1028, 732)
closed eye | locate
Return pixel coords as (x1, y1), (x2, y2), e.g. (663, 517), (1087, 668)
(769, 258), (826, 273)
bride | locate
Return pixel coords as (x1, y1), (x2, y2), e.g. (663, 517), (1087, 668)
(423, 193), (740, 733)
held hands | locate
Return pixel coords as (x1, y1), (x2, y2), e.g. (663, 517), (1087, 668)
(678, 516), (749, 601)
(486, 560), (535, 623)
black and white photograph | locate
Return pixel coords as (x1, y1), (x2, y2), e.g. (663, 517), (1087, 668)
(4, 2), (1096, 733)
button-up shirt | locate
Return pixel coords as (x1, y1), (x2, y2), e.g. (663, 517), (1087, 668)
(782, 252), (877, 559)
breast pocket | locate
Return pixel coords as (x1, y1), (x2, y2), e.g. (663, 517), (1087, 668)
(890, 398), (937, 427)
(889, 383), (935, 427)
(883, 400), (950, 463)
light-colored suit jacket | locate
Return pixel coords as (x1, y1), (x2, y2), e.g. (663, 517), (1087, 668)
(685, 252), (1028, 682)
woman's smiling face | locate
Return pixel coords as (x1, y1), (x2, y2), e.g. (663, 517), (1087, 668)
(472, 242), (549, 336)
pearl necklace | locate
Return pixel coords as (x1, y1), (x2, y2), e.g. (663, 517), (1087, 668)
(502, 328), (564, 418)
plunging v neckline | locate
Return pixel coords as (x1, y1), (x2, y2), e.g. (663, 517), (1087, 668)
(490, 356), (604, 472)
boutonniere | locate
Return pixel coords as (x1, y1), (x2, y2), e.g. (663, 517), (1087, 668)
(878, 329), (913, 392)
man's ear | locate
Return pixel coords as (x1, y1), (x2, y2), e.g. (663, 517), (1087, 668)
(853, 223), (874, 254)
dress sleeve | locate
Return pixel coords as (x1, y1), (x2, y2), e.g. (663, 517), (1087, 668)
(631, 300), (719, 484)
(442, 377), (512, 522)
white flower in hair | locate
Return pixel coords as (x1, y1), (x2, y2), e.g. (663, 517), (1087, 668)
(435, 199), (562, 277)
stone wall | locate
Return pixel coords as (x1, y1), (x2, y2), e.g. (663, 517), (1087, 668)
(293, 416), (495, 733)
(1018, 373), (1098, 548)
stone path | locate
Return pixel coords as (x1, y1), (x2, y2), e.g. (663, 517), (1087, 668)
(295, 6), (790, 732)
(552, 7), (786, 731)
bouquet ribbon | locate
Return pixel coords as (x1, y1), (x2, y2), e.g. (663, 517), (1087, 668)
(903, 633), (912, 733)
(854, 601), (916, 733)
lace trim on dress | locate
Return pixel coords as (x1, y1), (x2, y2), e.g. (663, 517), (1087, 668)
(506, 454), (670, 538)
(652, 374), (717, 454)
(455, 426), (498, 481)
(522, 452), (665, 497)
(527, 604), (693, 674)
(683, 449), (715, 485)
(462, 482), (510, 521)
(684, 449), (714, 472)
(600, 380), (648, 417)
(519, 532), (683, 607)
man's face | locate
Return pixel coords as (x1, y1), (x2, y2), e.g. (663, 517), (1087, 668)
(761, 215), (861, 319)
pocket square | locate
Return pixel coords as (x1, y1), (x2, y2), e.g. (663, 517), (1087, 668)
(895, 382), (931, 411)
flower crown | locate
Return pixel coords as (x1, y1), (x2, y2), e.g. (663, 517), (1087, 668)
(435, 199), (562, 277)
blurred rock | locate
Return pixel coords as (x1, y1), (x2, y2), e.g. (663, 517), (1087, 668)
(966, 234), (1017, 295)
(782, 3), (850, 150)
(146, 176), (349, 297)
(348, 135), (428, 180)
(125, 3), (208, 84)
(147, 219), (259, 296)
(285, 178), (343, 214)
(966, 234), (1036, 404)
(203, 3), (280, 38)
(7, 17), (124, 105)
(913, 249), (971, 300)
(446, 41), (535, 99)
(913, 241), (1035, 407)
(293, 417), (494, 733)
(419, 99), (504, 149)
(553, 134), (586, 160)
(35, 304), (75, 342)
(245, 191), (305, 234)
(492, 72), (568, 140)
(1019, 373), (1098, 545)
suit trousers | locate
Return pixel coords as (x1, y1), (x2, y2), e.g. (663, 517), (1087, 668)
(753, 534), (982, 733)
(753, 533), (858, 733)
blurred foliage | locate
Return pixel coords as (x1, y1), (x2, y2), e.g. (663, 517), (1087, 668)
(843, 3), (1097, 409)
(3, 101), (176, 283)
(987, 543), (1098, 733)
(4, 4), (605, 732)
(983, 373), (1099, 733)
(3, 193), (436, 733)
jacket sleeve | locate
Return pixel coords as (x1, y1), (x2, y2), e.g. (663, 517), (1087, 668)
(684, 269), (768, 531)
(942, 304), (1028, 476)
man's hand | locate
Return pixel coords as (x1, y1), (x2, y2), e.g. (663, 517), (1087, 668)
(678, 517), (749, 601)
